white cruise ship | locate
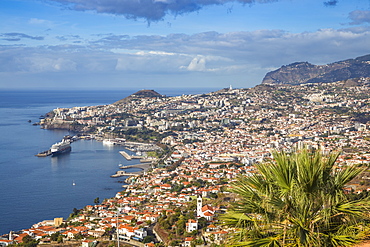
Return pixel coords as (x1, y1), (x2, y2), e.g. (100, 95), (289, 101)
(50, 140), (71, 156)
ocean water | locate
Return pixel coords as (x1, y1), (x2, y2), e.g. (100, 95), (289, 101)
(0, 88), (217, 235)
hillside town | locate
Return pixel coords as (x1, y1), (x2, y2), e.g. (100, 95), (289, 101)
(2, 78), (370, 247)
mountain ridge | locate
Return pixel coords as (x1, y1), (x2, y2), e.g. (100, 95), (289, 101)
(262, 54), (370, 85)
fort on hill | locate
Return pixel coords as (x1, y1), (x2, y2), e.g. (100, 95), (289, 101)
(113, 89), (163, 104)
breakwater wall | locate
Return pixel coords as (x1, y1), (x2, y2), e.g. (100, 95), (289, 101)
(111, 170), (142, 178)
(120, 163), (152, 172)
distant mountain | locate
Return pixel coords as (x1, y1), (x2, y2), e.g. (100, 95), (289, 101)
(262, 54), (370, 85)
(113, 89), (163, 104)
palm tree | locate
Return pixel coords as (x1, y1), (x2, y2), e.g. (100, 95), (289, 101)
(221, 148), (370, 247)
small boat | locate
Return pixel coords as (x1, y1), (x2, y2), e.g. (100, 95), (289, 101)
(72, 181), (76, 186)
(118, 163), (123, 167)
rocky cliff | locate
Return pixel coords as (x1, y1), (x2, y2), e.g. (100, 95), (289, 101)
(262, 54), (370, 85)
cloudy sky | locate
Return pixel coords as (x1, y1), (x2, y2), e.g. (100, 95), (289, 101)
(1, 0), (370, 90)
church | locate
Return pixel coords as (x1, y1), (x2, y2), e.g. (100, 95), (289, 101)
(196, 196), (215, 221)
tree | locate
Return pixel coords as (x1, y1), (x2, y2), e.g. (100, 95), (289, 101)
(222, 148), (370, 247)
(57, 235), (64, 243)
(143, 235), (155, 243)
(74, 232), (84, 240)
(18, 235), (39, 247)
(198, 217), (208, 229)
(50, 232), (60, 242)
(49, 232), (64, 243)
(94, 197), (100, 204)
(175, 215), (186, 235)
(68, 207), (80, 219)
(169, 240), (182, 246)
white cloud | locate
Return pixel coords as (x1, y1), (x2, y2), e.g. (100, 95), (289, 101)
(1, 26), (370, 89)
(25, 56), (77, 72)
(135, 51), (177, 56)
(186, 56), (206, 71)
(114, 52), (191, 72)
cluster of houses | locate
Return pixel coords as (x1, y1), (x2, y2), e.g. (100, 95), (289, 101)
(3, 80), (370, 246)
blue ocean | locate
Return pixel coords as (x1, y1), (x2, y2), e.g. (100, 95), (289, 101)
(0, 88), (217, 235)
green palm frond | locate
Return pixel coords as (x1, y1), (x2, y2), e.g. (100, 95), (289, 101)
(334, 199), (370, 217)
(229, 236), (282, 247)
(334, 165), (365, 189)
(220, 211), (258, 228)
(222, 148), (370, 247)
(328, 234), (357, 247)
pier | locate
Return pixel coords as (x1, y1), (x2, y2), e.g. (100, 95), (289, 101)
(111, 170), (142, 178)
(35, 150), (52, 157)
(119, 151), (132, 160)
(120, 163), (152, 172)
(112, 163), (152, 178)
(119, 150), (144, 160)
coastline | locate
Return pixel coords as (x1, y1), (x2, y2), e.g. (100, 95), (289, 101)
(0, 136), (138, 235)
(4, 138), (155, 235)
(0, 88), (216, 236)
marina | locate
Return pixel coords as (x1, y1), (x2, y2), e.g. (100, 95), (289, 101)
(119, 150), (144, 160)
(110, 170), (142, 178)
(111, 162), (152, 178)
(0, 89), (206, 235)
(120, 163), (152, 171)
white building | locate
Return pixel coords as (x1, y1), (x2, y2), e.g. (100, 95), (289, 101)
(185, 219), (198, 233)
(197, 195), (215, 221)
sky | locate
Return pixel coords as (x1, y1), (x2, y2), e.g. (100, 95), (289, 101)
(0, 0), (370, 90)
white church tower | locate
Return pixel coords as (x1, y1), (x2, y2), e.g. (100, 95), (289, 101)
(196, 195), (202, 217)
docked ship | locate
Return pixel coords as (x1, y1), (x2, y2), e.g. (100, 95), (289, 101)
(50, 140), (71, 156)
(102, 139), (115, 145)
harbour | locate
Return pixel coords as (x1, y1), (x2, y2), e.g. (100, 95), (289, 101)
(119, 150), (141, 160)
(0, 88), (210, 235)
(0, 90), (140, 235)
(111, 162), (152, 178)
(110, 170), (142, 177)
(120, 163), (152, 171)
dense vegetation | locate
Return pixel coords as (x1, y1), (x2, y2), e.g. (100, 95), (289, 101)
(222, 148), (370, 246)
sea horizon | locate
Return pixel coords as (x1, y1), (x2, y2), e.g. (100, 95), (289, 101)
(0, 87), (223, 94)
